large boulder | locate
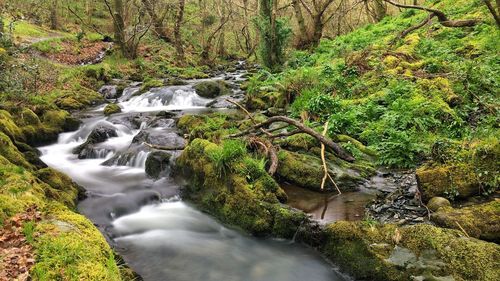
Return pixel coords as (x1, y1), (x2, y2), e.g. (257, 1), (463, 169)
(431, 200), (500, 243)
(194, 80), (230, 98)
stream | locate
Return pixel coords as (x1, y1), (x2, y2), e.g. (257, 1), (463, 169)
(38, 68), (350, 281)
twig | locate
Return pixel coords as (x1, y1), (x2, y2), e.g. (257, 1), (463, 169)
(455, 221), (470, 237)
(320, 121), (341, 194)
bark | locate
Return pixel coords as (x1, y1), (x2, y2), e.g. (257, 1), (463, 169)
(384, 0), (479, 27)
(50, 0), (59, 30)
(174, 0), (185, 64)
(291, 0), (308, 47)
(373, 0), (387, 22)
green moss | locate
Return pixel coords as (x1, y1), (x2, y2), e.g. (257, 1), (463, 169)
(431, 200), (500, 243)
(35, 168), (82, 208)
(31, 203), (121, 281)
(178, 138), (306, 237)
(103, 103), (122, 116)
(0, 109), (24, 141)
(140, 77), (164, 93)
(323, 221), (500, 281)
(0, 132), (32, 168)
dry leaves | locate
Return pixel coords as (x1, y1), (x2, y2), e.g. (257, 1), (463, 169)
(0, 206), (41, 281)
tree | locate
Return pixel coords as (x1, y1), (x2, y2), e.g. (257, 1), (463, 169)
(373, 0), (387, 22)
(293, 0), (342, 49)
(104, 0), (151, 59)
(174, 0), (185, 64)
(255, 0), (291, 71)
(50, 0), (59, 30)
(141, 0), (173, 42)
(482, 0), (500, 28)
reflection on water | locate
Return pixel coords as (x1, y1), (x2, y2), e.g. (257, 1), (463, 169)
(282, 183), (376, 222)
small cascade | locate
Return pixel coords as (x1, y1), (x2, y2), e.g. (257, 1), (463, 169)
(119, 86), (141, 102)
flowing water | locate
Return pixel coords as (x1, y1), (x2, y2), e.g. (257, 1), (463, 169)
(38, 70), (349, 281)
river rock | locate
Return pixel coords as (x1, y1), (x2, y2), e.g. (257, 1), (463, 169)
(145, 151), (172, 179)
(99, 85), (119, 99)
(73, 125), (118, 157)
(104, 103), (122, 116)
(132, 130), (186, 149)
(427, 197), (451, 212)
(194, 80), (230, 98)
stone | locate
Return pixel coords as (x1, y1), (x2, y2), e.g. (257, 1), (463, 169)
(427, 197), (451, 212)
(98, 85), (120, 99)
(103, 103), (122, 116)
(194, 80), (230, 98)
(145, 151), (172, 179)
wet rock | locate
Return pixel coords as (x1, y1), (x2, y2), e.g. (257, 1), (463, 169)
(99, 85), (120, 99)
(132, 130), (186, 149)
(145, 151), (172, 179)
(431, 200), (500, 243)
(207, 93), (245, 108)
(194, 80), (231, 98)
(427, 197), (451, 212)
(104, 103), (122, 116)
(73, 126), (118, 158)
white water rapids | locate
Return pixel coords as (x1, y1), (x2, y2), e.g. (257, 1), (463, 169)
(39, 76), (349, 281)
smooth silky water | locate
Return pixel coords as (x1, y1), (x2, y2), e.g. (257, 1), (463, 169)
(39, 73), (349, 281)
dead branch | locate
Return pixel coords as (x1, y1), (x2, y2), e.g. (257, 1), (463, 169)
(320, 121), (340, 193)
(399, 12), (435, 39)
(226, 99), (273, 137)
(247, 136), (278, 176)
(384, 0), (479, 27)
(143, 142), (185, 150)
(230, 116), (355, 162)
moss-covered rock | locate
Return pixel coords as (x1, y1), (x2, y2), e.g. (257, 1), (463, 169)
(103, 103), (122, 116)
(246, 91), (287, 111)
(431, 200), (500, 243)
(276, 150), (369, 192)
(0, 109), (24, 141)
(416, 163), (480, 201)
(31, 203), (122, 280)
(321, 221), (500, 281)
(194, 80), (230, 98)
(177, 138), (305, 237)
(34, 168), (84, 208)
(427, 196), (451, 212)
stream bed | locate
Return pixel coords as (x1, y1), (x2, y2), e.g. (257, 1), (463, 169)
(38, 69), (351, 281)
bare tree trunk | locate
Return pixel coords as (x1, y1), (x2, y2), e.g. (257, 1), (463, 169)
(174, 0), (185, 64)
(291, 0), (308, 47)
(483, 0), (500, 27)
(373, 0), (387, 22)
(50, 0), (59, 30)
(142, 0), (172, 42)
(311, 14), (324, 47)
